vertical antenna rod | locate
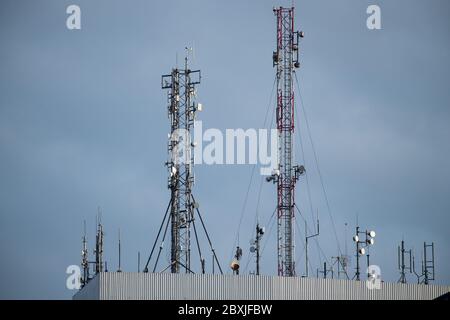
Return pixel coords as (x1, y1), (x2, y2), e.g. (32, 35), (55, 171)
(117, 229), (122, 272)
(355, 226), (360, 281)
(305, 218), (319, 277)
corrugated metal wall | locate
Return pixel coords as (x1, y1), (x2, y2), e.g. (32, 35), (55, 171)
(73, 272), (449, 300)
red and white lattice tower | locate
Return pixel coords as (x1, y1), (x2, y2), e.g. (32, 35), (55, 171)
(269, 6), (304, 277)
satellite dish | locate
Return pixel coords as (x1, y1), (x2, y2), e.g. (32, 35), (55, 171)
(250, 246), (255, 253)
(367, 238), (375, 245)
(353, 235), (359, 242)
(368, 230), (376, 238)
(359, 248), (366, 255)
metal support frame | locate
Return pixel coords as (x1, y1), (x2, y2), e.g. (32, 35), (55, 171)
(422, 242), (435, 284)
(317, 261), (333, 279)
(412, 242), (435, 285)
(331, 255), (350, 280)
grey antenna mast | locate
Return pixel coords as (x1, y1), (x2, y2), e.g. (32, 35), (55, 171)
(250, 224), (265, 275)
(117, 229), (122, 272)
(143, 49), (222, 275)
(352, 224), (376, 281)
(81, 220), (89, 287)
(95, 207), (104, 274)
(398, 239), (412, 283)
(137, 251), (140, 272)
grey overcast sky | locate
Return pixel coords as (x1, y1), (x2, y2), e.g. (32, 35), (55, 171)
(0, 0), (449, 299)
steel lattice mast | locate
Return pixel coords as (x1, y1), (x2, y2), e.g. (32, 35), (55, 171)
(143, 51), (222, 275)
(162, 54), (200, 273)
(269, 6), (304, 277)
